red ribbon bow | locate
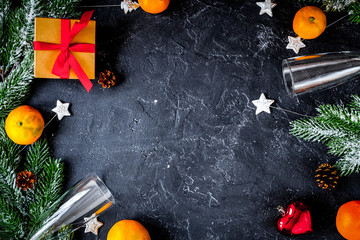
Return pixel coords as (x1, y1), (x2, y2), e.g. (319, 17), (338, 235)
(34, 11), (95, 92)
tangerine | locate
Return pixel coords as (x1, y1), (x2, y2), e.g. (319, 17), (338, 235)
(5, 105), (44, 145)
(138, 0), (170, 14)
(107, 220), (151, 240)
(336, 200), (360, 240)
(293, 6), (327, 39)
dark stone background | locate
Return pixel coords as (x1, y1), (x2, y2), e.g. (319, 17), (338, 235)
(28, 0), (360, 239)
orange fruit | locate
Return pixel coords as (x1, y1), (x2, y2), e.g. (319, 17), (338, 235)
(336, 200), (360, 240)
(138, 0), (170, 14)
(107, 220), (151, 240)
(293, 6), (327, 39)
(5, 105), (44, 145)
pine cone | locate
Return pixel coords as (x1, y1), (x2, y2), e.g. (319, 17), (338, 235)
(315, 163), (339, 190)
(16, 170), (36, 190)
(98, 70), (116, 88)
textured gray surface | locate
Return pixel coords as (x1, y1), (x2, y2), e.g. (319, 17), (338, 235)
(28, 0), (360, 239)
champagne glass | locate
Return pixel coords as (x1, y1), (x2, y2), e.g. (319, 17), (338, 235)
(29, 173), (115, 240)
(282, 51), (360, 95)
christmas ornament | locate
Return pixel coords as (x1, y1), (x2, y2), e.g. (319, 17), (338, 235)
(293, 6), (327, 39)
(336, 200), (360, 240)
(256, 0), (277, 17)
(107, 220), (151, 240)
(138, 0), (170, 14)
(16, 170), (36, 190)
(277, 201), (313, 236)
(251, 93), (274, 115)
(33, 11), (96, 92)
(121, 0), (140, 14)
(5, 105), (45, 145)
(84, 214), (103, 235)
(286, 36), (306, 54)
(52, 100), (71, 120)
(98, 70), (117, 88)
(315, 163), (339, 190)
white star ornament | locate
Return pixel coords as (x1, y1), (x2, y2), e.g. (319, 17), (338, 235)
(84, 214), (103, 235)
(256, 0), (277, 17)
(252, 93), (274, 115)
(52, 100), (71, 120)
(286, 36), (306, 54)
(121, 0), (140, 14)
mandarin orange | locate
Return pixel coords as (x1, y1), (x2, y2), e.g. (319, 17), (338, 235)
(293, 6), (326, 39)
(5, 105), (44, 145)
(107, 220), (151, 240)
(336, 200), (360, 240)
(138, 0), (170, 14)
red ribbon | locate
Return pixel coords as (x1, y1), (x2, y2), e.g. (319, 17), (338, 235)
(34, 11), (95, 92)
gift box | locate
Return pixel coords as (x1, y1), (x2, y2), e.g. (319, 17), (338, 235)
(34, 11), (96, 92)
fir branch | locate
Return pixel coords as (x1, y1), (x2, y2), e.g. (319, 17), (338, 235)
(336, 154), (360, 175)
(317, 104), (360, 134)
(0, 0), (81, 239)
(290, 95), (360, 175)
(295, 0), (360, 23)
(349, 94), (360, 110)
(25, 139), (51, 175)
(349, 2), (360, 23)
(28, 154), (65, 235)
(44, 0), (81, 19)
(0, 121), (24, 213)
(0, 198), (24, 239)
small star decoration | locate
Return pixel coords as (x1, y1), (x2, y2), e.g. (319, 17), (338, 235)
(286, 36), (306, 54)
(252, 93), (274, 115)
(121, 0), (140, 14)
(52, 100), (71, 120)
(84, 214), (103, 235)
(256, 0), (277, 17)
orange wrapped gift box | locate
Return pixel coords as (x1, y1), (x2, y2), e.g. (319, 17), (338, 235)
(34, 11), (96, 92)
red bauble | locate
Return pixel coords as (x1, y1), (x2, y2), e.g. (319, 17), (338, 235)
(277, 201), (313, 236)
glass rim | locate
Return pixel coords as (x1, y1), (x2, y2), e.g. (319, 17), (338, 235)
(282, 59), (296, 96)
(89, 173), (116, 205)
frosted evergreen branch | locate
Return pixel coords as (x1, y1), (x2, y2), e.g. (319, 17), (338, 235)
(349, 95), (360, 110)
(25, 139), (51, 175)
(27, 140), (64, 236)
(0, 0), (81, 238)
(0, 198), (25, 239)
(45, 0), (82, 19)
(336, 153), (360, 175)
(290, 117), (348, 142)
(316, 104), (360, 135)
(296, 0), (360, 23)
(0, 121), (24, 213)
(290, 95), (360, 175)
(28, 158), (64, 237)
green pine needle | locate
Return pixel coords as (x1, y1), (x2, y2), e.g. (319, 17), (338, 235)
(295, 0), (360, 24)
(290, 95), (360, 176)
(0, 0), (81, 239)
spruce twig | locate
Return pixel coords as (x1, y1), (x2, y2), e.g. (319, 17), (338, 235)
(0, 0), (81, 239)
(291, 95), (360, 176)
(296, 0), (360, 24)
